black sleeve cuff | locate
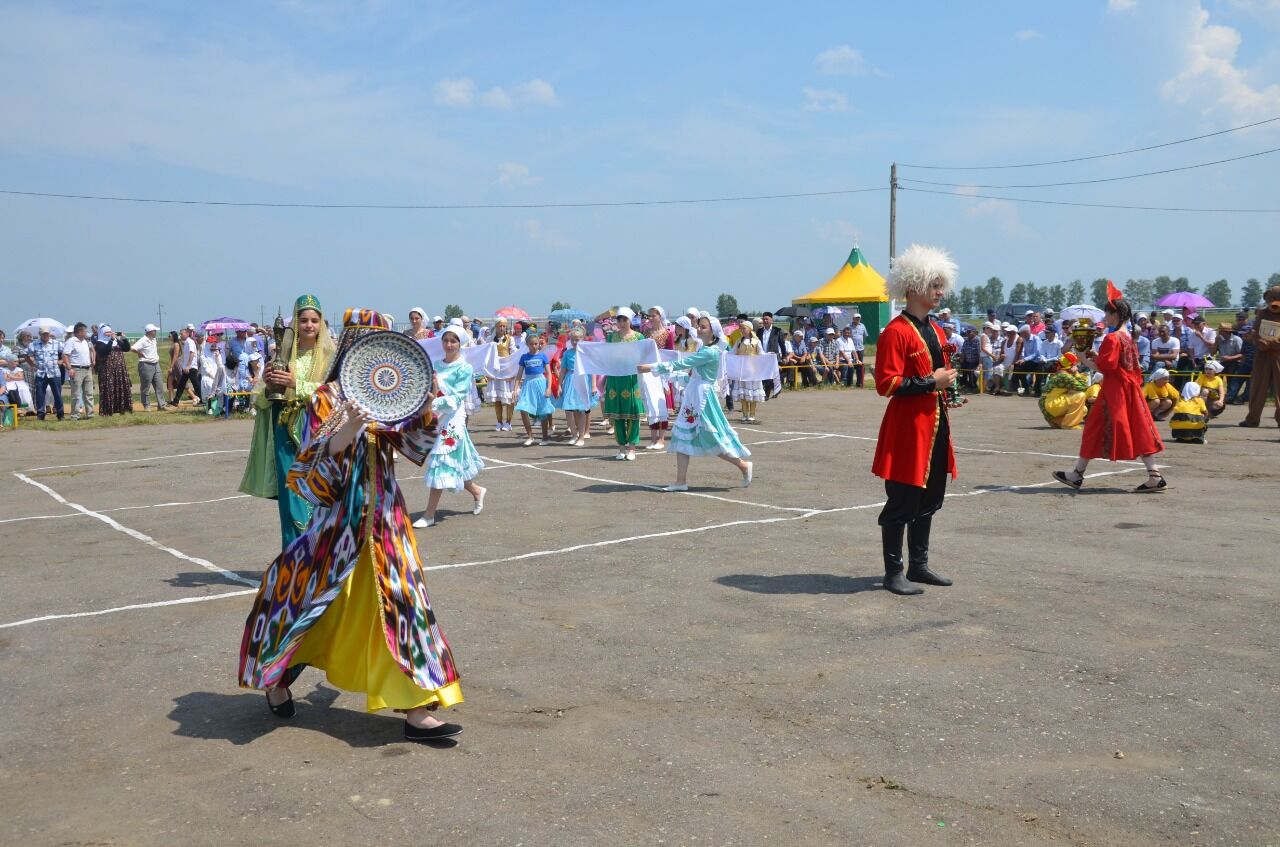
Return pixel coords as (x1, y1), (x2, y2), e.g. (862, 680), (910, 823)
(893, 376), (937, 396)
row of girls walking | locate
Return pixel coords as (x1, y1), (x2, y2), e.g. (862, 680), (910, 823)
(233, 298), (755, 745)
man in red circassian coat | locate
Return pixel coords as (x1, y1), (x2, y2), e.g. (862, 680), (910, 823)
(872, 244), (959, 595)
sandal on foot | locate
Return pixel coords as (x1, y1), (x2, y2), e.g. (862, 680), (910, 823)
(404, 720), (463, 742)
(1134, 475), (1168, 493)
(266, 689), (295, 719)
(1052, 470), (1083, 490)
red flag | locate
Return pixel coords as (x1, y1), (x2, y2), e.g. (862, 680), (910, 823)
(1106, 279), (1123, 303)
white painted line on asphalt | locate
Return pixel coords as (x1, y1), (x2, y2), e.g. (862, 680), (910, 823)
(0, 494), (255, 525)
(1, 466), (1152, 630)
(23, 448), (249, 472)
(12, 473), (257, 587)
(478, 453), (811, 513)
(0, 589), (258, 630)
(427, 514), (795, 571)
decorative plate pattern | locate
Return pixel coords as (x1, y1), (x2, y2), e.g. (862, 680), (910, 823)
(338, 330), (432, 423)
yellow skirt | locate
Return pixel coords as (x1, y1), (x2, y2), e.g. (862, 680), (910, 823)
(1043, 388), (1087, 430)
(290, 542), (463, 713)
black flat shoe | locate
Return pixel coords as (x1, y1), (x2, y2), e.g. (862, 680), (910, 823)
(1052, 470), (1083, 490)
(405, 721), (463, 742)
(266, 690), (295, 719)
(906, 567), (952, 587)
(1134, 475), (1168, 493)
(883, 571), (923, 596)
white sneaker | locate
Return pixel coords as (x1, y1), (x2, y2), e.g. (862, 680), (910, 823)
(625, 452), (636, 461)
(412, 516), (435, 528)
(472, 487), (486, 515)
(538, 439), (549, 446)
(494, 423), (503, 431)
(614, 452), (627, 460)
(662, 483), (689, 492)
(742, 462), (753, 488)
(523, 438), (535, 447)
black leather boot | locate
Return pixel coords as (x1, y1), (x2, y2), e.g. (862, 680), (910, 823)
(882, 524), (922, 595)
(906, 515), (952, 586)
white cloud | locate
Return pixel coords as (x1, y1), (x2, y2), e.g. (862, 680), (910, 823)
(495, 162), (541, 188)
(965, 199), (1036, 241)
(802, 87), (849, 112)
(1161, 5), (1280, 121)
(434, 77), (557, 109)
(1014, 29), (1042, 41)
(514, 78), (558, 106)
(433, 76), (476, 107)
(519, 219), (579, 251)
(1107, 0), (1137, 12)
(814, 44), (875, 76)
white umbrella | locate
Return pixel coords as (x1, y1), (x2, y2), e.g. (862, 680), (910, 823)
(1060, 304), (1104, 323)
(13, 317), (69, 338)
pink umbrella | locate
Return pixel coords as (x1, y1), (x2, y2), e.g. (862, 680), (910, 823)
(201, 317), (253, 332)
(495, 306), (530, 320)
(1156, 291), (1214, 309)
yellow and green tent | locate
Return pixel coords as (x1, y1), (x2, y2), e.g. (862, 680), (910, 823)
(793, 246), (892, 340)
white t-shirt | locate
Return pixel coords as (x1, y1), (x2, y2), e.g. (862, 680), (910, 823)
(1188, 328), (1216, 358)
(1151, 337), (1179, 362)
(64, 337), (92, 367)
(133, 335), (159, 364)
(835, 337), (855, 359)
(181, 337), (198, 370)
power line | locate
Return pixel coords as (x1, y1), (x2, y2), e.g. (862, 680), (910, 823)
(899, 115), (1280, 170)
(900, 185), (1280, 213)
(899, 146), (1280, 190)
(0, 185), (887, 210)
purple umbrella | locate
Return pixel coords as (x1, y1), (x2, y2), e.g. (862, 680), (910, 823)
(1156, 292), (1215, 309)
(201, 317), (253, 332)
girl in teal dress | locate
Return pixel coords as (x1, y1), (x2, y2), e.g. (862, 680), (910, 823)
(416, 325), (487, 529)
(640, 317), (752, 492)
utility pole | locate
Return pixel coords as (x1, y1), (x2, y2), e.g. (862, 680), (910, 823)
(157, 303), (165, 332)
(888, 162), (897, 261)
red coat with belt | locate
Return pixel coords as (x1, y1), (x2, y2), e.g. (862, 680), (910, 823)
(872, 314), (958, 487)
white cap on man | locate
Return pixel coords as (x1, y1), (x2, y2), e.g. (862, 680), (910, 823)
(144, 323), (159, 333)
(938, 307), (951, 315)
(1162, 309), (1175, 317)
(432, 315), (443, 323)
(825, 327), (836, 335)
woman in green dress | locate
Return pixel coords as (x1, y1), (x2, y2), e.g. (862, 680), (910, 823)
(239, 295), (336, 548)
(603, 307), (647, 462)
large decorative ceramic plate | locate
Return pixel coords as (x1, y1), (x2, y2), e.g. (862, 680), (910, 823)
(338, 330), (433, 423)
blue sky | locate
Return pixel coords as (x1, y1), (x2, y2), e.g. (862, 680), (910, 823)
(2, 0), (1279, 328)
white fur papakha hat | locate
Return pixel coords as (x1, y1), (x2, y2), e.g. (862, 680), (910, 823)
(886, 243), (957, 301)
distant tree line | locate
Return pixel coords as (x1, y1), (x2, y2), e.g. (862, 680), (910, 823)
(943, 273), (1279, 314)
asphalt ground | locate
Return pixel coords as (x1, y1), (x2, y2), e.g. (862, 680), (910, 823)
(1, 389), (1276, 847)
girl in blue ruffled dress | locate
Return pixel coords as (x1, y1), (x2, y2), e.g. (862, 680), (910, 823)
(415, 324), (486, 529)
(514, 333), (556, 446)
(554, 327), (599, 446)
(639, 317), (752, 492)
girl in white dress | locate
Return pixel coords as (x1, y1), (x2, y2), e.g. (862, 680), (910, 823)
(732, 323), (765, 423)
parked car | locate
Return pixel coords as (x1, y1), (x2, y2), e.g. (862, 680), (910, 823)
(994, 303), (1046, 327)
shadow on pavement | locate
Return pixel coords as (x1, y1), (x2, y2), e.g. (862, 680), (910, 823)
(168, 686), (454, 749)
(715, 573), (882, 594)
(166, 570), (261, 589)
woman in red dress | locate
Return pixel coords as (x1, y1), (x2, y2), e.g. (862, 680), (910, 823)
(1053, 297), (1168, 492)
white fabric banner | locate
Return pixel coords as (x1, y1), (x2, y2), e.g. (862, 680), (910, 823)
(723, 353), (779, 383)
(575, 339), (660, 376)
(418, 338), (519, 379)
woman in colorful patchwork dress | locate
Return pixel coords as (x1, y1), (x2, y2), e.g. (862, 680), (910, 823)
(554, 327), (598, 446)
(238, 308), (463, 743)
(639, 316), (752, 491)
(1038, 352), (1089, 429)
(484, 318), (517, 431)
(238, 295), (337, 549)
(415, 324), (486, 528)
(514, 333), (555, 446)
(603, 307), (647, 461)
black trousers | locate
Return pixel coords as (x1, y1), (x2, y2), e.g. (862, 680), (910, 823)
(878, 417), (949, 527)
(173, 367), (201, 401)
